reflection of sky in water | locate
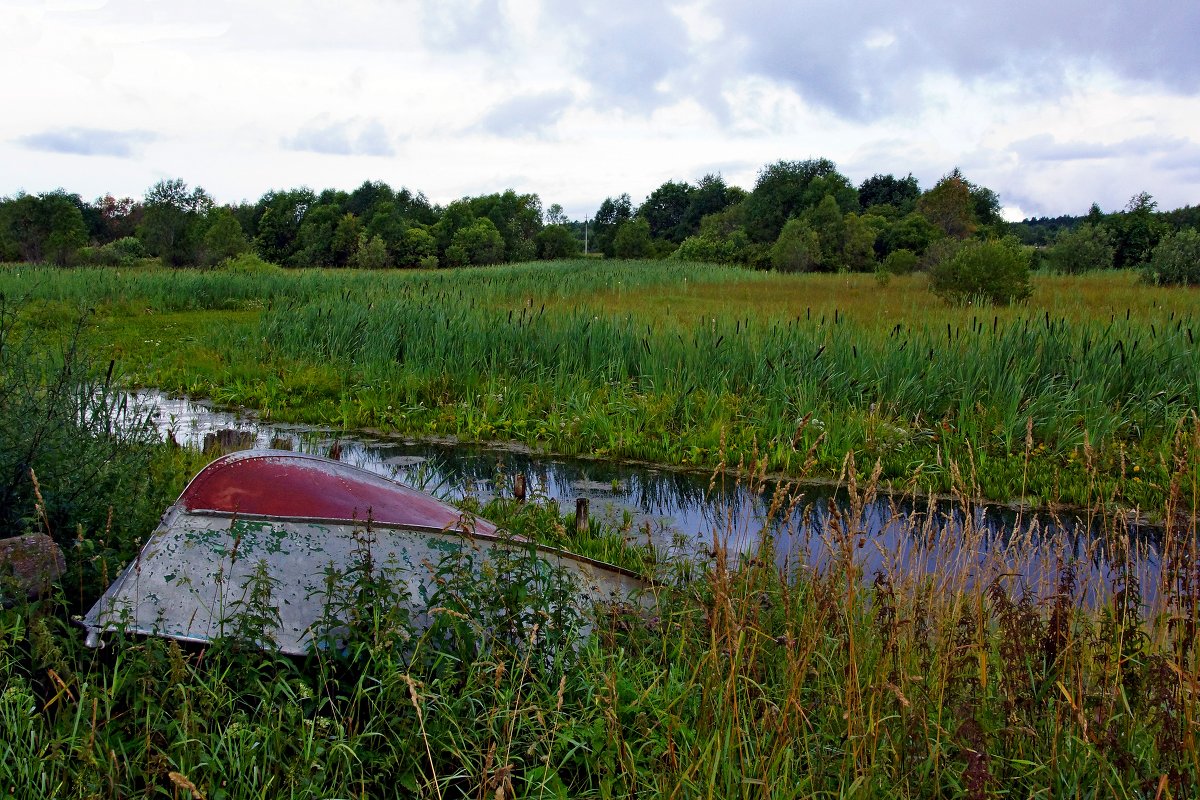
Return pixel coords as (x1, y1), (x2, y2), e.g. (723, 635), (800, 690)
(130, 390), (1168, 605)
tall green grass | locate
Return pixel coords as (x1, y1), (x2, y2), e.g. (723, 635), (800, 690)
(253, 287), (1197, 509)
(0, 260), (750, 314)
(3, 435), (1197, 798)
(5, 272), (1197, 797)
(4, 260), (1198, 510)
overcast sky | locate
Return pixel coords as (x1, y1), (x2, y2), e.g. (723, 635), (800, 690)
(3, 0), (1199, 222)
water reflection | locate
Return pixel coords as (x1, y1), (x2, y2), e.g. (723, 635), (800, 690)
(130, 390), (1166, 604)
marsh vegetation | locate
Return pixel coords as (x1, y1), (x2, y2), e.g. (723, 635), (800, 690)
(1, 258), (1198, 796)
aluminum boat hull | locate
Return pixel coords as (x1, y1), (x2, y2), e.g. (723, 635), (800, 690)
(82, 450), (646, 655)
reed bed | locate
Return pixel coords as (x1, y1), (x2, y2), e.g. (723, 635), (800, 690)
(254, 284), (1197, 510)
(4, 260), (1198, 510)
(2, 432), (1197, 798)
(0, 260), (748, 314)
(5, 276), (1197, 797)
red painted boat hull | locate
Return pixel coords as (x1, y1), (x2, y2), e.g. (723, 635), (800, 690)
(82, 449), (646, 654)
(179, 450), (497, 536)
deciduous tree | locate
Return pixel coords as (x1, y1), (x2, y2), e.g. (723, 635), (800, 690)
(1142, 228), (1200, 285)
(1047, 223), (1113, 274)
(592, 194), (634, 257)
(771, 218), (822, 272)
(917, 170), (977, 239)
(139, 179), (214, 265)
(743, 158), (853, 244)
(446, 218), (505, 266)
(535, 224), (581, 259)
(201, 207), (249, 266)
(613, 218), (652, 259)
(858, 173), (920, 213)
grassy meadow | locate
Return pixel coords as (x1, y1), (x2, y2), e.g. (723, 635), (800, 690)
(2, 259), (1197, 513)
(3, 443), (1200, 798)
(1, 259), (1199, 797)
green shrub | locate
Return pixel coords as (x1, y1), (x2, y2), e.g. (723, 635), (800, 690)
(1141, 228), (1200, 286)
(0, 303), (173, 605)
(881, 248), (918, 275)
(673, 231), (746, 265)
(1047, 223), (1114, 274)
(220, 252), (280, 273)
(770, 218), (821, 272)
(928, 237), (1032, 305)
(80, 237), (146, 267)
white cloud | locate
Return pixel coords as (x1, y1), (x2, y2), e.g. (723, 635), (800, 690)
(0, 0), (1198, 221)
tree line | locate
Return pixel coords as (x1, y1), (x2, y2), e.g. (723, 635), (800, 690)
(2, 159), (1198, 286)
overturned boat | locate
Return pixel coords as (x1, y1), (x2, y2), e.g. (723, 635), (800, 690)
(82, 449), (648, 655)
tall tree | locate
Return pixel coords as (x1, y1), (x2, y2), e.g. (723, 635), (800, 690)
(917, 170), (978, 240)
(1109, 192), (1167, 269)
(294, 204), (340, 267)
(613, 218), (652, 259)
(592, 194), (634, 257)
(445, 218), (505, 266)
(842, 212), (878, 271)
(253, 188), (314, 265)
(640, 180), (695, 244)
(434, 200), (476, 256)
(90, 194), (142, 243)
(771, 218), (822, 272)
(345, 180), (394, 218)
(139, 179), (213, 265)
(0, 192), (87, 265)
(806, 194), (846, 269)
(200, 207), (249, 266)
(684, 173), (741, 233)
(469, 190), (542, 262)
(743, 158), (853, 244)
(858, 173), (920, 212)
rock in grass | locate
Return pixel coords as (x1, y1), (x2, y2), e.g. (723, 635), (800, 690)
(0, 534), (66, 601)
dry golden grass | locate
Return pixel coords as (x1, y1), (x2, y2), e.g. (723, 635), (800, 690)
(580, 270), (1200, 332)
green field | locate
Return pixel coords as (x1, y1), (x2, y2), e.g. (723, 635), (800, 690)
(4, 259), (1197, 513)
(2, 259), (1199, 797)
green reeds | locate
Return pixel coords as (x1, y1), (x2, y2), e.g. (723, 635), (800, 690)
(250, 278), (1198, 510)
(5, 260), (1198, 509)
(2, 428), (1199, 797)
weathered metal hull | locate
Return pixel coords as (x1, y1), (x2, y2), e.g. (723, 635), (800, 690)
(82, 450), (647, 655)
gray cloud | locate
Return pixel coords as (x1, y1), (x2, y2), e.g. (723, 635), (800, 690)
(354, 120), (396, 157)
(1012, 133), (1196, 164)
(709, 1), (1200, 120)
(1010, 134), (1114, 162)
(524, 1), (1200, 122)
(283, 118), (396, 157)
(16, 127), (157, 157)
(475, 90), (574, 137)
(536, 2), (695, 112)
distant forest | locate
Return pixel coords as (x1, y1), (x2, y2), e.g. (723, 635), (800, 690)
(2, 159), (1198, 280)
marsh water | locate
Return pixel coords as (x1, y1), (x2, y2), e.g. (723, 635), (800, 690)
(128, 390), (1161, 602)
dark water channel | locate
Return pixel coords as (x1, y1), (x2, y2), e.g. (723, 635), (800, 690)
(129, 390), (1163, 604)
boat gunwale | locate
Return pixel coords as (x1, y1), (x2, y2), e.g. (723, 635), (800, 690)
(180, 507), (648, 581)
